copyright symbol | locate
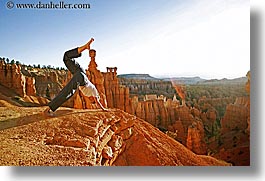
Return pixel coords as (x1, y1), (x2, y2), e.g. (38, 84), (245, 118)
(6, 1), (14, 9)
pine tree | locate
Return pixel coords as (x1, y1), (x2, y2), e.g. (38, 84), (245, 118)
(46, 86), (51, 99)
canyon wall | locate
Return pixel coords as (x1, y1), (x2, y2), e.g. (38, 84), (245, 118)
(210, 71), (250, 166)
(0, 106), (229, 166)
(0, 60), (36, 97)
(0, 56), (250, 165)
(119, 77), (176, 100)
(186, 120), (207, 155)
(221, 97), (249, 134)
(102, 68), (130, 112)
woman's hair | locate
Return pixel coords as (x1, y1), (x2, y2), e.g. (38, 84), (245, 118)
(89, 49), (96, 53)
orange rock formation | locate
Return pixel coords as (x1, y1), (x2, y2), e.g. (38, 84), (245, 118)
(66, 50), (129, 111)
(220, 97), (249, 134)
(0, 105), (229, 166)
(0, 55), (250, 166)
(0, 60), (36, 97)
(211, 71), (250, 165)
(186, 120), (207, 155)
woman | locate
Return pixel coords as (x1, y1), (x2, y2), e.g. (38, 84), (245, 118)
(44, 38), (107, 116)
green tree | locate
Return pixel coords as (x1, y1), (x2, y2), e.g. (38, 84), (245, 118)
(46, 86), (51, 99)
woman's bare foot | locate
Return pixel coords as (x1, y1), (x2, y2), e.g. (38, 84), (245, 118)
(86, 38), (94, 50)
(43, 107), (55, 117)
(77, 38), (95, 54)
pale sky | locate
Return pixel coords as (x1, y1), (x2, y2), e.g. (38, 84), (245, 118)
(0, 0), (249, 79)
(98, 0), (250, 79)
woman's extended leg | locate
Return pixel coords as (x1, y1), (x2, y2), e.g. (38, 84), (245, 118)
(44, 38), (94, 115)
(48, 72), (87, 112)
(63, 48), (85, 74)
(63, 38), (94, 75)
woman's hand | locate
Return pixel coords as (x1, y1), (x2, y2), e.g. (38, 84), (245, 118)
(102, 108), (109, 112)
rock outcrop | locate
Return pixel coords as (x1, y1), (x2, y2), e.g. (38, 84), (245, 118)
(33, 69), (69, 99)
(220, 97), (249, 134)
(211, 131), (250, 166)
(172, 106), (195, 145)
(0, 106), (229, 166)
(103, 67), (130, 112)
(132, 99), (169, 128)
(0, 60), (36, 97)
(210, 71), (250, 166)
(128, 97), (208, 155)
(25, 76), (36, 96)
(0, 83), (49, 107)
(86, 49), (107, 108)
(186, 120), (207, 155)
(119, 78), (176, 100)
(128, 94), (181, 128)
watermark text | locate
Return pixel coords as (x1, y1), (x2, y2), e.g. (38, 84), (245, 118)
(6, 1), (91, 10)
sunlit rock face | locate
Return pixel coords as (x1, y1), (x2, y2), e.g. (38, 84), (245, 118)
(0, 107), (230, 166)
(0, 60), (36, 97)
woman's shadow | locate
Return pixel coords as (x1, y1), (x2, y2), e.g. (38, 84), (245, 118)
(0, 109), (74, 131)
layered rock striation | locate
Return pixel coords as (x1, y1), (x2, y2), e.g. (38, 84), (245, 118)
(210, 71), (250, 166)
(118, 77), (176, 100)
(33, 69), (69, 99)
(220, 97), (249, 134)
(0, 106), (229, 166)
(0, 60), (36, 97)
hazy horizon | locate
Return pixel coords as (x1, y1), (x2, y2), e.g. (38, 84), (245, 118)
(0, 0), (249, 79)
(117, 72), (248, 80)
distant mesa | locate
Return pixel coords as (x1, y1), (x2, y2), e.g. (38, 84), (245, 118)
(164, 76), (205, 85)
(117, 74), (159, 80)
(163, 76), (247, 85)
(198, 77), (247, 85)
(119, 75), (248, 85)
